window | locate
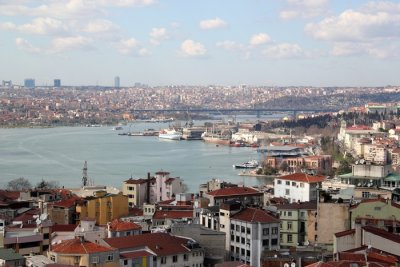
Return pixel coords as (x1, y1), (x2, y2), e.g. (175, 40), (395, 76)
(272, 227), (278, 234)
(107, 254), (114, 261)
(128, 186), (134, 191)
(246, 227), (250, 234)
(286, 181), (290, 185)
(262, 239), (269, 246)
(287, 211), (292, 217)
(241, 237), (245, 244)
(300, 183), (304, 188)
(50, 255), (55, 262)
(161, 257), (166, 264)
(241, 226), (245, 233)
(123, 260), (128, 265)
(263, 228), (269, 235)
(241, 248), (245, 255)
(287, 222), (292, 230)
(173, 255), (178, 262)
(292, 182), (296, 186)
(271, 238), (278, 245)
(236, 225), (240, 231)
(300, 211), (305, 217)
(315, 222), (318, 230)
(184, 254), (188, 261)
(285, 189), (290, 195)
(277, 180), (282, 184)
(92, 256), (99, 264)
(236, 236), (240, 243)
(288, 234), (293, 243)
(230, 246), (234, 252)
(362, 192), (370, 198)
(220, 212), (225, 216)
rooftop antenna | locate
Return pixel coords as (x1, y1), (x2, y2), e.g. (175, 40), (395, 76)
(82, 160), (88, 187)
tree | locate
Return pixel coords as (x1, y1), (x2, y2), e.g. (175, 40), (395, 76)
(7, 177), (32, 191)
(35, 179), (60, 189)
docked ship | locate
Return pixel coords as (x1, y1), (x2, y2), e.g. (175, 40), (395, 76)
(233, 160), (259, 169)
(201, 132), (231, 146)
(159, 129), (182, 140)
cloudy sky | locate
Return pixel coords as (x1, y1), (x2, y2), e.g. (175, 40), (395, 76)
(1, 0), (400, 87)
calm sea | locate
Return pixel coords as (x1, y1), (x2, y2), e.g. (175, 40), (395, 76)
(0, 119), (275, 192)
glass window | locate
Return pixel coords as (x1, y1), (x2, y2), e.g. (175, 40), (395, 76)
(287, 222), (292, 230)
(277, 180), (282, 184)
(263, 228), (269, 235)
(288, 234), (293, 243)
(173, 255), (178, 262)
(285, 189), (290, 195)
(292, 182), (296, 186)
(161, 257), (166, 264)
(286, 181), (290, 185)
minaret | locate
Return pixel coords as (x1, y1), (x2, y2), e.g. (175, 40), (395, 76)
(82, 161), (88, 187)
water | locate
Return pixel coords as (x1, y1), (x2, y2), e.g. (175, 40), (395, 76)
(0, 121), (273, 192)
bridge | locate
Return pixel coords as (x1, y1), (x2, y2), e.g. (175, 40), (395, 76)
(129, 108), (340, 118)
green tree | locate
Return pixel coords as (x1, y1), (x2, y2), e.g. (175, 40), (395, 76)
(36, 179), (60, 189)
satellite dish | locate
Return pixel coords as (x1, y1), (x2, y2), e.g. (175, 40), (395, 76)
(35, 218), (41, 225)
(40, 213), (48, 220)
(291, 263), (296, 267)
(284, 263), (289, 267)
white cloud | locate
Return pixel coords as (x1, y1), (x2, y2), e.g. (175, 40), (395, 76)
(149, 27), (169, 45)
(199, 17), (227, 30)
(180, 40), (206, 56)
(20, 17), (66, 35)
(280, 0), (330, 19)
(83, 19), (119, 34)
(262, 43), (303, 59)
(305, 1), (400, 58)
(249, 33), (271, 46)
(99, 0), (154, 7)
(216, 40), (242, 51)
(115, 38), (146, 55)
(50, 36), (92, 53)
(15, 37), (41, 53)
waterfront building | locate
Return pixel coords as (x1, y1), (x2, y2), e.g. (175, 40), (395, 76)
(54, 79), (61, 87)
(75, 191), (128, 225)
(276, 201), (317, 248)
(24, 78), (35, 88)
(274, 173), (326, 203)
(49, 237), (119, 267)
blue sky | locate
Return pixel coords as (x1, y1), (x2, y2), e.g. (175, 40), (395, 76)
(1, 0), (400, 87)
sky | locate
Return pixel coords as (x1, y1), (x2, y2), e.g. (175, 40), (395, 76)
(0, 0), (400, 87)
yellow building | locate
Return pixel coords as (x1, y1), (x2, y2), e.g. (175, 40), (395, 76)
(76, 191), (128, 225)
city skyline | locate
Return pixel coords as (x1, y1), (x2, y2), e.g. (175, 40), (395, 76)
(1, 0), (400, 87)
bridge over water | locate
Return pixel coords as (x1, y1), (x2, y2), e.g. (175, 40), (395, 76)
(129, 108), (340, 118)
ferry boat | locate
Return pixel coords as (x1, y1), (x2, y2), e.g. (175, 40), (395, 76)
(233, 160), (259, 169)
(159, 129), (182, 140)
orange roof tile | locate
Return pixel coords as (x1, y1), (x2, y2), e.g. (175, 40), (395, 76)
(104, 233), (192, 256)
(278, 173), (326, 183)
(109, 219), (141, 231)
(51, 238), (115, 254)
(153, 210), (193, 220)
(231, 207), (279, 224)
(207, 187), (261, 197)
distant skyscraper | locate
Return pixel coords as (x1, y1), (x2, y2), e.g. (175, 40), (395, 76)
(54, 79), (61, 87)
(24, 78), (35, 88)
(114, 76), (120, 88)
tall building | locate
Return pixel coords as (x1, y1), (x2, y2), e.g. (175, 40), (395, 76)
(114, 76), (120, 88)
(54, 79), (61, 87)
(24, 78), (35, 88)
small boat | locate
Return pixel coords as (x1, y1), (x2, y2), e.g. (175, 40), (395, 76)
(233, 160), (259, 169)
(159, 129), (182, 140)
(112, 126), (124, 130)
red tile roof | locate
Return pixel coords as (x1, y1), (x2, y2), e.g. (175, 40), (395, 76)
(104, 233), (192, 256)
(51, 238), (115, 254)
(124, 178), (149, 184)
(334, 229), (355, 237)
(109, 219), (142, 231)
(52, 196), (81, 208)
(0, 190), (20, 201)
(121, 250), (154, 258)
(278, 173), (326, 183)
(207, 187), (261, 197)
(363, 225), (400, 244)
(231, 208), (279, 224)
(152, 210), (193, 220)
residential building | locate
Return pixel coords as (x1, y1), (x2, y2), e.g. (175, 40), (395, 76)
(48, 195), (81, 224)
(150, 171), (183, 203)
(76, 191), (128, 225)
(122, 178), (148, 208)
(0, 248), (25, 267)
(276, 201), (317, 248)
(274, 173), (326, 203)
(229, 207), (280, 267)
(103, 233), (204, 267)
(48, 237), (119, 267)
(203, 186), (263, 206)
(107, 219), (142, 238)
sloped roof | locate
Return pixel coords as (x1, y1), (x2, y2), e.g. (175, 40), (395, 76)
(231, 207), (279, 224)
(363, 225), (400, 244)
(103, 233), (192, 256)
(108, 219), (141, 231)
(278, 173), (326, 183)
(153, 210), (193, 220)
(207, 187), (261, 197)
(276, 201), (317, 210)
(51, 238), (115, 254)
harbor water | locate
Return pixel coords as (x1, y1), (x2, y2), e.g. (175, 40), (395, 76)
(0, 121), (274, 192)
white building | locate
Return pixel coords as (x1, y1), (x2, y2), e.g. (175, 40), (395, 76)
(274, 173), (326, 203)
(229, 207), (280, 267)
